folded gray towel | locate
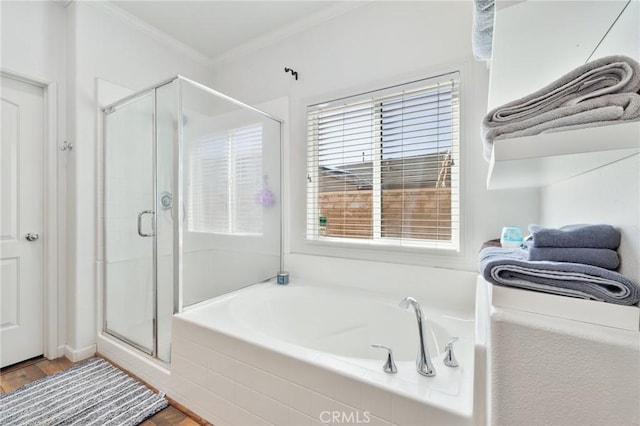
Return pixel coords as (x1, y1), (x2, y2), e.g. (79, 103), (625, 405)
(482, 55), (640, 161)
(526, 247), (620, 270)
(528, 224), (620, 249)
(480, 247), (639, 305)
(472, 0), (494, 61)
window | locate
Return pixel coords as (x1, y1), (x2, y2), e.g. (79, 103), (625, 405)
(306, 72), (460, 250)
(188, 123), (263, 235)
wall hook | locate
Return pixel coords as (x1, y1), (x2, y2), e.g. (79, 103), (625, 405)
(284, 67), (298, 80)
(60, 140), (73, 151)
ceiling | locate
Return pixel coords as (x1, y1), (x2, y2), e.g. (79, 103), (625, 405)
(109, 1), (345, 62)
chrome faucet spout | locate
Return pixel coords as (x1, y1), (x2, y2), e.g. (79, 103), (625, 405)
(399, 296), (436, 377)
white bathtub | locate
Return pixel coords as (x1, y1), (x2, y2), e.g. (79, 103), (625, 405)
(170, 280), (476, 425)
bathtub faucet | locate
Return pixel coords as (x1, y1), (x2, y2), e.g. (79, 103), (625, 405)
(399, 296), (436, 377)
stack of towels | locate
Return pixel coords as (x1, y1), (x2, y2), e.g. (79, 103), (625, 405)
(480, 224), (639, 305)
(482, 55), (640, 162)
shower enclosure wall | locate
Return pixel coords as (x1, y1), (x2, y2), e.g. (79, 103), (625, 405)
(102, 76), (282, 362)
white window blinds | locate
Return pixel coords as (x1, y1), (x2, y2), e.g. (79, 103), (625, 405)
(188, 123), (263, 235)
(306, 72), (460, 249)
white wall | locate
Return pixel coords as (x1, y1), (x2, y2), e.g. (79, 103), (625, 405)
(65, 1), (213, 355)
(208, 1), (540, 274)
(0, 0), (68, 356)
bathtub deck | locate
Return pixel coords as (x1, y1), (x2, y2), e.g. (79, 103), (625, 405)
(170, 281), (477, 425)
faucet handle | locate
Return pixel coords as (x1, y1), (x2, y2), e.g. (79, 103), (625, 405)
(399, 296), (417, 309)
(370, 344), (398, 374)
(443, 337), (459, 367)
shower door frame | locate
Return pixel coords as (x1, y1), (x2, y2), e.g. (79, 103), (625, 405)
(101, 77), (174, 358)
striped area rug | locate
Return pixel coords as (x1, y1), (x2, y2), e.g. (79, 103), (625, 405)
(0, 357), (168, 425)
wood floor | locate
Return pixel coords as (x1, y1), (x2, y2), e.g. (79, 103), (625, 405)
(0, 356), (203, 426)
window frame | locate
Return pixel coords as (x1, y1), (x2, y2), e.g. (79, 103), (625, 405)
(305, 71), (461, 253)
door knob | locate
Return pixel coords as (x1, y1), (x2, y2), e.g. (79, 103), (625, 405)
(25, 232), (39, 241)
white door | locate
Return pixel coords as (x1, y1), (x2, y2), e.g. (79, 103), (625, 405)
(0, 75), (45, 368)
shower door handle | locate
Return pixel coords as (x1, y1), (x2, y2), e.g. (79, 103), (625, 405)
(137, 210), (156, 237)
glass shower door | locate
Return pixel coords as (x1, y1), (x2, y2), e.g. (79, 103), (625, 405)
(104, 91), (156, 354)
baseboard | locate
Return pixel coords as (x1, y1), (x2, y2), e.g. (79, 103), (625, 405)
(63, 344), (97, 362)
(57, 345), (66, 358)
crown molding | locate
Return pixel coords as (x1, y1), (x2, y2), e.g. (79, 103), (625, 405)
(76, 1), (371, 71)
(88, 1), (214, 68)
(209, 1), (370, 69)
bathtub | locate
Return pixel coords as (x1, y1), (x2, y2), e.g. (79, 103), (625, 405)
(170, 280), (476, 425)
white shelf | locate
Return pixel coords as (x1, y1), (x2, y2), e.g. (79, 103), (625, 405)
(487, 121), (640, 190)
(480, 277), (640, 331)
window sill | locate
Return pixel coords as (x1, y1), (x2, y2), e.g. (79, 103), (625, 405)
(297, 237), (468, 271)
(308, 236), (459, 252)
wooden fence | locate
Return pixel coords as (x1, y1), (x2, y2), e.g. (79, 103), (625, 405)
(318, 187), (452, 240)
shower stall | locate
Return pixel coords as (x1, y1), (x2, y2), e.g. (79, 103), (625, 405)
(101, 76), (282, 362)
